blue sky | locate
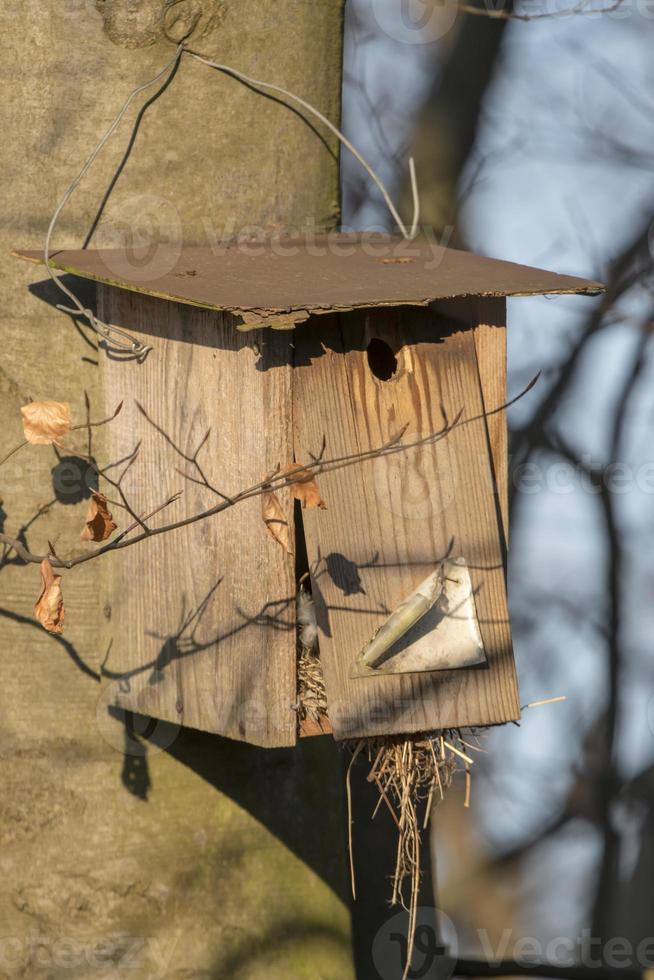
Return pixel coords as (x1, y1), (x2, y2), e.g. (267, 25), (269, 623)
(342, 1), (654, 942)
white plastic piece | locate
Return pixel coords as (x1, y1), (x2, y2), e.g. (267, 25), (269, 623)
(351, 558), (486, 677)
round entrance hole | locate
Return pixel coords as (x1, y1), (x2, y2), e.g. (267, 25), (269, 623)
(366, 338), (398, 381)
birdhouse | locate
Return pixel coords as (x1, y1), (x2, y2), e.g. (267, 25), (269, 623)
(17, 237), (602, 747)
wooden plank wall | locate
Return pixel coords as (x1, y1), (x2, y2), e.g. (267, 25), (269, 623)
(98, 289), (517, 745)
(98, 286), (298, 747)
(293, 303), (520, 739)
(468, 297), (509, 551)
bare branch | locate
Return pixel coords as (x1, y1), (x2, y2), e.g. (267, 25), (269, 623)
(112, 491), (184, 544)
(0, 374), (539, 571)
(97, 444), (147, 530)
(0, 442), (26, 469)
(136, 402), (230, 501)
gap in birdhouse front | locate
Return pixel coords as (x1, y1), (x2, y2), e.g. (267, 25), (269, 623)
(294, 499), (331, 737)
(291, 469), (485, 971)
(366, 337), (398, 381)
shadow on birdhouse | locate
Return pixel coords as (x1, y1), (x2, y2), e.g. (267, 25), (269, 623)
(16, 235), (603, 747)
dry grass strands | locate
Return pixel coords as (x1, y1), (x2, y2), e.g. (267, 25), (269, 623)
(345, 729), (485, 980)
(295, 645), (329, 728)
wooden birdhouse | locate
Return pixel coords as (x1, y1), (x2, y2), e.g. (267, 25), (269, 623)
(18, 237), (602, 747)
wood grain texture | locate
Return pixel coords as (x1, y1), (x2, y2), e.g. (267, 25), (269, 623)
(471, 298), (509, 550)
(293, 307), (520, 739)
(99, 286), (298, 747)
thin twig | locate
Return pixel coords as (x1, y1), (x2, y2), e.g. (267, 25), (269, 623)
(84, 391), (93, 460)
(110, 491), (184, 545)
(44, 48), (184, 359)
(185, 48), (419, 241)
(442, 740), (474, 766)
(0, 442), (26, 469)
(346, 740), (365, 901)
(0, 401), (123, 470)
(0, 374), (539, 569)
(464, 767), (472, 808)
(523, 695), (567, 709)
(136, 402), (230, 501)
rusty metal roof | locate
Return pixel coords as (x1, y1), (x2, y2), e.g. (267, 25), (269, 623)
(15, 235), (604, 330)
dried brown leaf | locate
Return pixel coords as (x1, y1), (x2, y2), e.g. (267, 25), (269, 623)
(81, 492), (117, 542)
(21, 401), (71, 446)
(283, 464), (327, 510)
(34, 558), (65, 635)
(262, 490), (293, 554)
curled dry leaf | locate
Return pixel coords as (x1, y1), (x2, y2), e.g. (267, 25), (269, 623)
(283, 464), (327, 510)
(81, 492), (117, 542)
(262, 490), (293, 555)
(21, 401), (71, 446)
(34, 558), (65, 635)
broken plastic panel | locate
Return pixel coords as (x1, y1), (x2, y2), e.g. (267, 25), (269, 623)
(351, 557), (486, 677)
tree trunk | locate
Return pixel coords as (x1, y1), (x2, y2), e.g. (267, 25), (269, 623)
(0, 3), (354, 977)
(405, 12), (511, 240)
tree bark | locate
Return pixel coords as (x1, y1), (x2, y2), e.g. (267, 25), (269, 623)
(0, 3), (353, 977)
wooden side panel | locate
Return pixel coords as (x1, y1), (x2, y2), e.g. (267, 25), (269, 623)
(293, 308), (519, 740)
(98, 286), (297, 747)
(433, 298), (508, 545)
(471, 298), (509, 549)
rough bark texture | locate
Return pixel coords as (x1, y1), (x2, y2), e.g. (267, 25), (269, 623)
(0, 2), (353, 977)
